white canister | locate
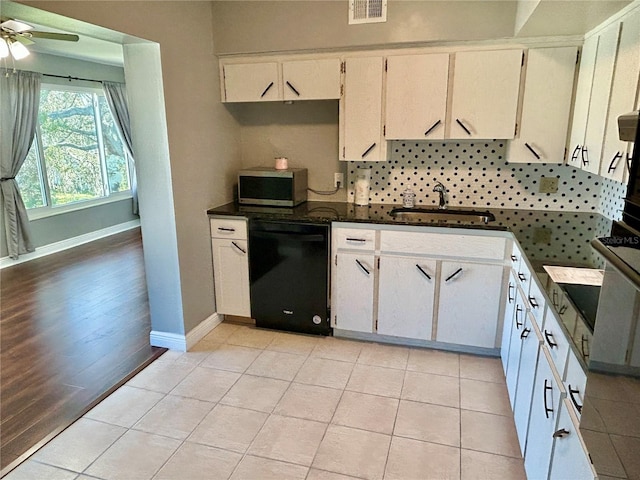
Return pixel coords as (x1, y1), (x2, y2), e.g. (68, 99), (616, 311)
(354, 169), (371, 206)
(275, 157), (288, 170)
(402, 187), (416, 208)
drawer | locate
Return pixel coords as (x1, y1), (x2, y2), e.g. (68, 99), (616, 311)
(334, 227), (377, 251)
(564, 350), (586, 417)
(380, 230), (506, 260)
(542, 306), (571, 378)
(515, 256), (532, 297)
(510, 241), (523, 272)
(558, 293), (578, 338)
(572, 320), (592, 364)
(210, 217), (248, 240)
(527, 277), (546, 329)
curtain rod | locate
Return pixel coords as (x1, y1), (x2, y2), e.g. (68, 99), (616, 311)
(42, 73), (119, 84)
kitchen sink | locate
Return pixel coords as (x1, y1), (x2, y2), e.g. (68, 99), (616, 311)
(389, 207), (496, 224)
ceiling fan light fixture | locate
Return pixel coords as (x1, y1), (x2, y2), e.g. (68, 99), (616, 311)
(8, 38), (29, 60)
(0, 38), (8, 59)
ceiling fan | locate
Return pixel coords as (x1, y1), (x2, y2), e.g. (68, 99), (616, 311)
(1, 19), (79, 60)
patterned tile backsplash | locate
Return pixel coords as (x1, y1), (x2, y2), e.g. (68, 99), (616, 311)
(346, 140), (626, 222)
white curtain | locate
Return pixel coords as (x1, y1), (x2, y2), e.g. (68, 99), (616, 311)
(0, 69), (41, 259)
(102, 81), (138, 214)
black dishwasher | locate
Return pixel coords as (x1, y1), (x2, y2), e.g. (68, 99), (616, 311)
(248, 219), (331, 335)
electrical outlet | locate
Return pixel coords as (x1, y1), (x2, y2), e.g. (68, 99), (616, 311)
(539, 176), (558, 194)
(334, 172), (344, 188)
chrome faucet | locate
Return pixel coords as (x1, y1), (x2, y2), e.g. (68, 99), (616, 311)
(433, 181), (447, 210)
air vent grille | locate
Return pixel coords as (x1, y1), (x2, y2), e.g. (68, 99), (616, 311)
(349, 0), (387, 24)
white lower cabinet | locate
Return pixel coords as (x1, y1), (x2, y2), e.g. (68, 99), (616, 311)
(334, 252), (376, 333)
(524, 346), (566, 480)
(436, 261), (503, 349)
(505, 287), (528, 408)
(377, 255), (435, 339)
(500, 272), (518, 374)
(548, 399), (597, 480)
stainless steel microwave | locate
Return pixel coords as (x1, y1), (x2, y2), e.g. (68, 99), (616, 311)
(238, 167), (308, 207)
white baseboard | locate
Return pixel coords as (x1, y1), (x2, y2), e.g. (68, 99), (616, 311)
(0, 219), (141, 269)
(150, 312), (222, 352)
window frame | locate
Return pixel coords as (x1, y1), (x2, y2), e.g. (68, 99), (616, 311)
(20, 82), (133, 220)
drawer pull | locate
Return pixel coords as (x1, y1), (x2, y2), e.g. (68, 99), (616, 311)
(581, 146), (589, 166)
(415, 264), (432, 280)
(543, 378), (554, 419)
(518, 272), (526, 282)
(355, 259), (370, 276)
(529, 296), (539, 309)
(515, 306), (523, 328)
(217, 227), (236, 232)
(362, 143), (377, 158)
(445, 267), (463, 282)
(285, 81), (300, 96)
(455, 118), (472, 136)
(231, 241), (246, 254)
(346, 237), (367, 243)
(570, 145), (581, 164)
(544, 329), (558, 348)
(261, 81), (274, 98)
(568, 385), (583, 414)
(552, 289), (558, 307)
(424, 119), (441, 136)
(520, 327), (530, 339)
(608, 151), (623, 173)
(558, 305), (568, 315)
(525, 143), (541, 160)
(508, 283), (514, 303)
(511, 254), (518, 262)
(553, 428), (570, 438)
(581, 334), (590, 358)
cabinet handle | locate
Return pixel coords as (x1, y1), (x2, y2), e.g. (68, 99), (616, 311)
(529, 296), (539, 309)
(553, 428), (570, 438)
(544, 329), (558, 348)
(607, 152), (623, 173)
(520, 327), (531, 339)
(568, 385), (583, 414)
(508, 283), (514, 303)
(543, 378), (554, 419)
(511, 254), (518, 262)
(285, 81), (300, 96)
(552, 289), (558, 307)
(217, 227), (236, 232)
(260, 82), (274, 98)
(515, 306), (523, 328)
(455, 118), (472, 136)
(581, 146), (589, 166)
(424, 119), (441, 136)
(518, 272), (526, 282)
(415, 264), (432, 280)
(445, 267), (463, 282)
(346, 237), (366, 243)
(581, 334), (589, 358)
(627, 153), (633, 171)
(231, 241), (246, 254)
(558, 305), (568, 315)
(362, 143), (376, 158)
(570, 145), (581, 164)
(525, 143), (541, 160)
(355, 259), (370, 275)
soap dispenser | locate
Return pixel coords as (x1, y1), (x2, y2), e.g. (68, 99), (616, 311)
(402, 187), (416, 208)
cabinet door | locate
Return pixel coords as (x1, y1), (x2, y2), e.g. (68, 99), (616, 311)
(548, 399), (597, 480)
(385, 53), (449, 140)
(506, 287), (528, 408)
(583, 22), (622, 174)
(500, 273), (518, 374)
(600, 11), (640, 181)
(341, 57), (386, 161)
(508, 47), (577, 164)
(436, 261), (503, 348)
(377, 256), (436, 340)
(567, 35), (599, 169)
(282, 58), (341, 100)
(334, 252), (375, 333)
(223, 63), (280, 102)
(211, 238), (251, 316)
(524, 347), (565, 480)
(449, 49), (523, 139)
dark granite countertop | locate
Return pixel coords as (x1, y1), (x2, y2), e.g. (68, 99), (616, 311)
(208, 201), (610, 270)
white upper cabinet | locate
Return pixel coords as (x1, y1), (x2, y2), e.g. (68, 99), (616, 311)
(508, 47), (578, 164)
(582, 21), (622, 175)
(282, 59), (341, 101)
(385, 53), (449, 140)
(600, 10), (640, 181)
(449, 49), (523, 139)
(222, 63), (280, 102)
(341, 56), (386, 161)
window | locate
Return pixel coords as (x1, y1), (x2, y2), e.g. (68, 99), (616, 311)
(17, 84), (131, 211)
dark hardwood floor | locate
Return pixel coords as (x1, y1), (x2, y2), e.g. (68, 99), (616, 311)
(0, 228), (166, 474)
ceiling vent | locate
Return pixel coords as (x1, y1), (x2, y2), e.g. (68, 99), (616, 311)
(349, 0), (387, 24)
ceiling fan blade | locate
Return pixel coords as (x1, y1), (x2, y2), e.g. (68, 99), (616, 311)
(1, 19), (33, 33)
(30, 31), (79, 42)
(13, 35), (35, 46)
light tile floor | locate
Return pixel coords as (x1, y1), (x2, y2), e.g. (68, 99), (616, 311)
(6, 323), (526, 480)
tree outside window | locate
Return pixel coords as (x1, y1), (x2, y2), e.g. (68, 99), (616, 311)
(17, 85), (131, 210)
